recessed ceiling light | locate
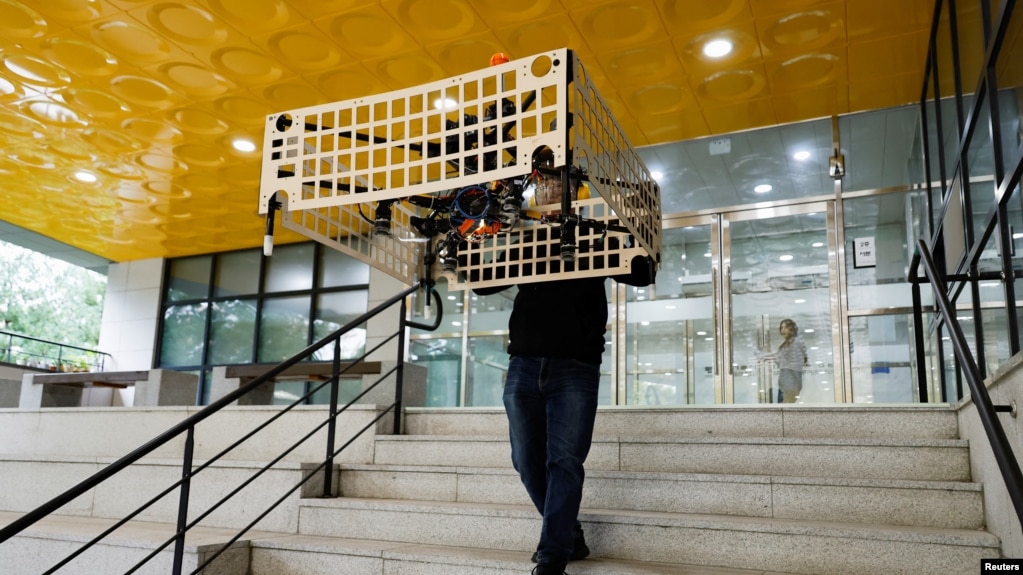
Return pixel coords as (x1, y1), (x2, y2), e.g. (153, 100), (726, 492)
(793, 150), (811, 161)
(1014, 232), (1023, 239)
(651, 170), (664, 180)
(779, 254), (794, 261)
(232, 138), (256, 152)
(754, 184), (772, 193)
(73, 170), (97, 183)
(703, 39), (733, 58)
(794, 299), (806, 304)
(433, 97), (457, 109)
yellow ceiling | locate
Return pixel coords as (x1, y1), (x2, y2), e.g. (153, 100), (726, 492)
(0, 0), (935, 262)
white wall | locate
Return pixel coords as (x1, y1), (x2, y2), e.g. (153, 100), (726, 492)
(98, 258), (164, 371)
(957, 352), (1023, 557)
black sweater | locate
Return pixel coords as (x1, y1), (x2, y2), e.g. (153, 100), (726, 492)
(473, 252), (655, 365)
(506, 277), (610, 365)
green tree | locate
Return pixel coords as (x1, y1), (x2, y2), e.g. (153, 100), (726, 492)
(0, 240), (106, 359)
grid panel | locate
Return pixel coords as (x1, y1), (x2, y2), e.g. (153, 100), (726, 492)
(260, 49), (661, 289)
(260, 52), (569, 210)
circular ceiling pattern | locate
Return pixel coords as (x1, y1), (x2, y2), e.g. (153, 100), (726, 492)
(211, 47), (284, 84)
(41, 38), (119, 78)
(0, 0), (936, 262)
(3, 53), (71, 88)
(148, 3), (225, 46)
(59, 88), (131, 118)
(392, 0), (478, 41)
(90, 20), (173, 64)
(0, 0), (46, 40)
(266, 29), (341, 71)
(578, 3), (661, 46)
(109, 76), (178, 109)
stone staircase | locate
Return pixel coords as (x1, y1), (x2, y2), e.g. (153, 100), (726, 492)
(0, 405), (1001, 574)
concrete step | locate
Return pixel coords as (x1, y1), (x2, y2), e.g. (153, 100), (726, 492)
(250, 533), (802, 575)
(0, 456), (332, 533)
(403, 406), (960, 440)
(372, 435), (972, 482)
(0, 512), (803, 575)
(0, 511), (255, 575)
(296, 498), (999, 575)
(338, 464), (985, 530)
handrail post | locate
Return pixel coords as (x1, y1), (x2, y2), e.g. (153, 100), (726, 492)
(172, 427), (195, 575)
(394, 296), (408, 435)
(323, 338), (341, 497)
(911, 270), (928, 402)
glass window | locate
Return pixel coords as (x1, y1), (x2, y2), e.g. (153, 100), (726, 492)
(411, 337), (463, 406)
(627, 222), (716, 405)
(995, 2), (1022, 175)
(264, 243), (314, 292)
(208, 299), (257, 365)
(466, 335), (507, 407)
(313, 290), (368, 360)
(966, 92), (997, 218)
(258, 295), (311, 362)
(841, 105), (925, 192)
(159, 303), (208, 366)
(159, 242), (371, 403)
(214, 249), (260, 297)
(319, 247), (370, 287)
(849, 314), (926, 403)
(636, 118), (834, 215)
(166, 255), (211, 302)
(844, 191), (934, 311)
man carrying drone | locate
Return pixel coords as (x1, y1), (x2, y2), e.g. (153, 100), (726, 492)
(473, 170), (655, 575)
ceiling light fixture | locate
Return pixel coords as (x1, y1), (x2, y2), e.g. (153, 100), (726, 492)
(73, 171), (97, 183)
(232, 139), (257, 152)
(754, 184), (772, 193)
(433, 97), (457, 109)
(703, 39), (733, 58)
(779, 254), (794, 261)
(651, 170), (664, 180)
(812, 242), (824, 247)
(793, 150), (811, 161)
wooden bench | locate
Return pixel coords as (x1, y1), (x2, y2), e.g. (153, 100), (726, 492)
(19, 370), (199, 408)
(210, 361), (384, 405)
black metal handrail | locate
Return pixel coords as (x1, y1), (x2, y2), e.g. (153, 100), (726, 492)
(0, 281), (442, 574)
(0, 329), (109, 372)
(909, 238), (1023, 528)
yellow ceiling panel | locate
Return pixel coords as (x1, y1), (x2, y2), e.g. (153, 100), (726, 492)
(847, 30), (929, 86)
(0, 0), (939, 262)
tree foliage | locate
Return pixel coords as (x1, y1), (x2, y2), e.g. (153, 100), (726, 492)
(0, 240), (106, 350)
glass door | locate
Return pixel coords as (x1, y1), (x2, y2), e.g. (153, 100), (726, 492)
(722, 202), (840, 404)
(622, 215), (718, 405)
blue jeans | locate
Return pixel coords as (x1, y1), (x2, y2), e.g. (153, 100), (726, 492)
(503, 355), (599, 564)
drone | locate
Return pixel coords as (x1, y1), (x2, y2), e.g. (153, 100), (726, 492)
(263, 53), (644, 281)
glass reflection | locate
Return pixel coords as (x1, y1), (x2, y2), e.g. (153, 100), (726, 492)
(167, 255), (211, 302)
(208, 298), (256, 364)
(159, 303), (208, 366)
(258, 296), (311, 362)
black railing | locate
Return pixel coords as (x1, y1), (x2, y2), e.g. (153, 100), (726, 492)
(0, 330), (109, 372)
(0, 281), (441, 574)
(909, 239), (1023, 528)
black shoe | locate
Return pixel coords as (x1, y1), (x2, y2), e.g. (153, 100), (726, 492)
(532, 562), (567, 575)
(530, 531), (589, 563)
